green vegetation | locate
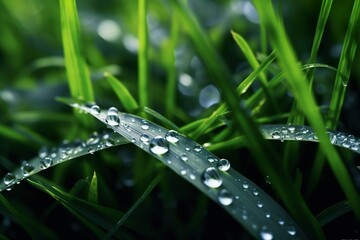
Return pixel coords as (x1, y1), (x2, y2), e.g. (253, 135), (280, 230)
(0, 0), (359, 239)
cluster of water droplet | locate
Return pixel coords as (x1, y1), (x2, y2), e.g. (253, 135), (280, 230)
(0, 129), (119, 192)
(68, 102), (305, 239)
(263, 124), (360, 154)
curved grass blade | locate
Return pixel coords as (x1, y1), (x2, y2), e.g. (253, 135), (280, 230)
(316, 200), (352, 227)
(0, 131), (129, 192)
(138, 0), (149, 107)
(66, 99), (308, 240)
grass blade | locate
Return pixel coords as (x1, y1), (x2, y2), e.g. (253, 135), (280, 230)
(105, 72), (139, 112)
(66, 99), (309, 239)
(88, 171), (98, 204)
(138, 0), (149, 107)
(252, 0), (360, 229)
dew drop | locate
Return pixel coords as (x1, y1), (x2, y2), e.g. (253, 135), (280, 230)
(278, 219), (285, 225)
(21, 162), (34, 177)
(260, 229), (273, 240)
(271, 131), (281, 140)
(208, 157), (215, 163)
(40, 157), (53, 169)
(141, 122), (149, 130)
(86, 132), (100, 145)
(201, 167), (222, 188)
(140, 134), (150, 145)
(180, 169), (187, 175)
(265, 213), (271, 218)
(242, 182), (249, 189)
(189, 174), (196, 180)
(218, 188), (233, 206)
(105, 138), (115, 147)
(149, 136), (169, 155)
(87, 147), (95, 154)
(180, 154), (188, 161)
(90, 105), (101, 115)
(38, 146), (49, 158)
(3, 173), (15, 185)
(257, 201), (264, 208)
(217, 158), (230, 171)
(252, 189), (259, 196)
(294, 132), (303, 140)
(165, 130), (179, 143)
(106, 107), (120, 126)
(288, 126), (295, 133)
(287, 226), (296, 236)
(194, 145), (202, 152)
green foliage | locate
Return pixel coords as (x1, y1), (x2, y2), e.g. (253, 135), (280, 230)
(1, 0), (360, 239)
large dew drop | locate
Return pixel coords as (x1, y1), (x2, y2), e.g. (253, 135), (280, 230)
(106, 107), (120, 126)
(165, 130), (179, 143)
(201, 167), (222, 188)
(260, 229), (273, 240)
(149, 136), (169, 155)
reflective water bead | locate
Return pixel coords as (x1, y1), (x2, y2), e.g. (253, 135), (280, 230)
(189, 174), (196, 180)
(90, 105), (101, 115)
(87, 147), (95, 154)
(140, 134), (150, 144)
(180, 169), (187, 175)
(278, 219), (285, 225)
(217, 158), (230, 171)
(180, 154), (188, 161)
(271, 131), (281, 140)
(86, 132), (100, 145)
(3, 173), (15, 185)
(105, 138), (115, 147)
(40, 157), (53, 169)
(141, 122), (149, 130)
(165, 130), (179, 143)
(260, 229), (273, 240)
(38, 146), (49, 158)
(194, 145), (202, 152)
(252, 189), (259, 196)
(149, 136), (169, 155)
(201, 167), (222, 188)
(257, 201), (264, 208)
(106, 107), (120, 126)
(21, 163), (34, 177)
(218, 188), (233, 206)
(287, 226), (296, 236)
(208, 157), (215, 163)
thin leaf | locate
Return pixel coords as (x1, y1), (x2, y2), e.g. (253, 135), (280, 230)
(88, 171), (98, 204)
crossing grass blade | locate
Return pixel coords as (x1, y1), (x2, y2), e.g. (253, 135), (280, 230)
(105, 72), (139, 112)
(252, 0), (360, 229)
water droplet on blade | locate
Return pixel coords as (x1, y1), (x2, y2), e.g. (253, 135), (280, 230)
(106, 107), (120, 126)
(149, 136), (169, 155)
(217, 158), (230, 171)
(90, 105), (101, 115)
(194, 145), (202, 152)
(21, 162), (34, 177)
(201, 167), (222, 188)
(140, 134), (150, 145)
(218, 188), (233, 206)
(260, 229), (273, 240)
(165, 130), (179, 143)
(180, 154), (188, 161)
(40, 157), (53, 169)
(3, 173), (15, 185)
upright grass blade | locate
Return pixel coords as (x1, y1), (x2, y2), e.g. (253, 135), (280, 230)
(326, 0), (360, 128)
(138, 0), (149, 108)
(88, 171), (98, 204)
(308, 0), (360, 194)
(252, 0), (360, 227)
(59, 0), (94, 102)
(105, 72), (139, 112)
(165, 11), (178, 118)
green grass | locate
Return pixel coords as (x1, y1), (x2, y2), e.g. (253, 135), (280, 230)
(1, 0), (360, 239)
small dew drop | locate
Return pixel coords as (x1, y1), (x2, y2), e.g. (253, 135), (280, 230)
(3, 173), (15, 185)
(38, 146), (49, 158)
(287, 226), (296, 236)
(218, 188), (233, 206)
(257, 201), (264, 208)
(105, 138), (115, 147)
(265, 213), (271, 218)
(180, 169), (187, 175)
(294, 132), (303, 140)
(40, 157), (53, 169)
(201, 167), (222, 188)
(90, 105), (101, 115)
(189, 174), (196, 180)
(141, 122), (149, 130)
(180, 154), (188, 161)
(278, 219), (285, 225)
(140, 134), (150, 144)
(165, 130), (179, 143)
(149, 136), (169, 155)
(21, 162), (34, 177)
(271, 131), (281, 140)
(208, 157), (215, 163)
(87, 147), (95, 154)
(217, 158), (230, 172)
(260, 229), (273, 240)
(194, 145), (202, 152)
(252, 189), (259, 196)
(242, 182), (249, 189)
